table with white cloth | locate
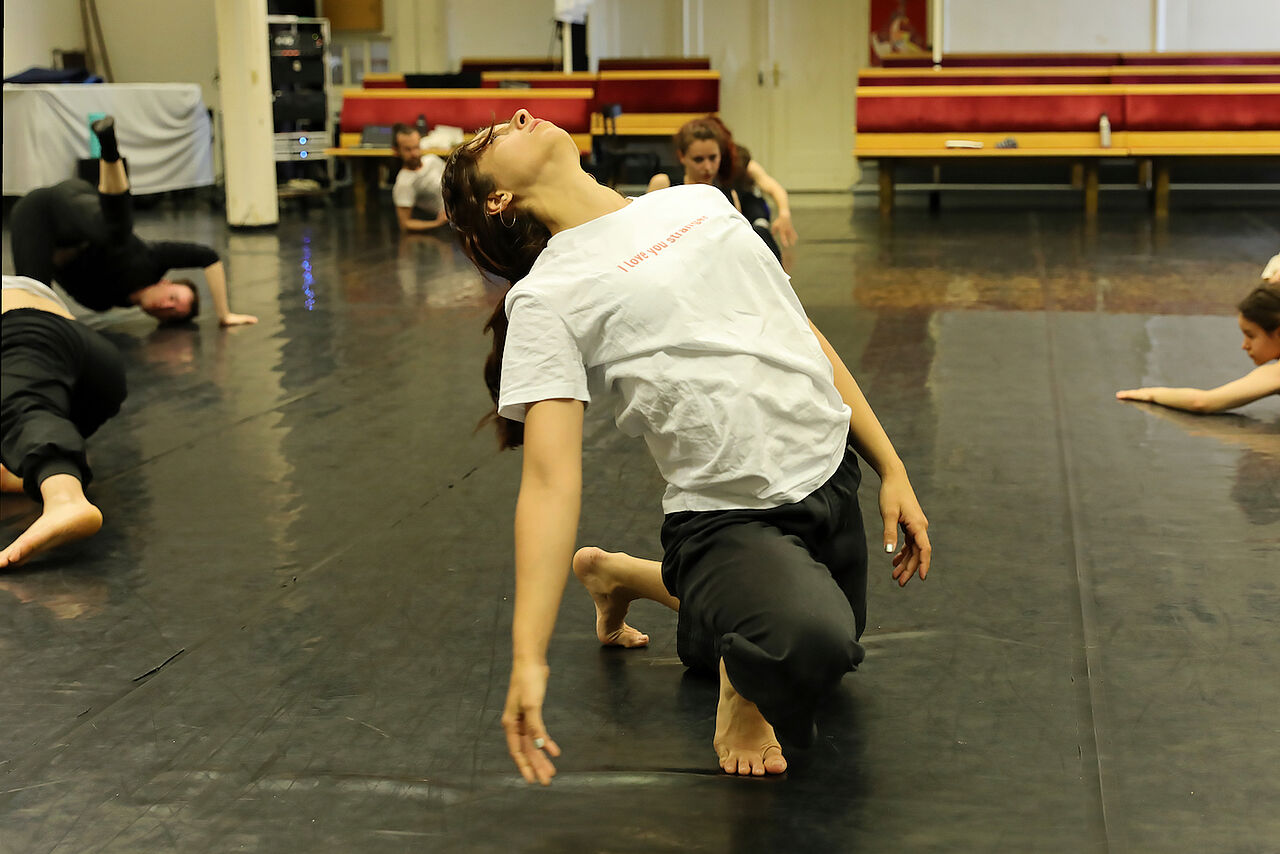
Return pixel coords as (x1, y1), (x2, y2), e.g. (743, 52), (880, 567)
(3, 83), (214, 196)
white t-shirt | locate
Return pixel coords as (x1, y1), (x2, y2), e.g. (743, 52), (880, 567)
(2, 275), (72, 314)
(392, 154), (445, 213)
(497, 184), (852, 513)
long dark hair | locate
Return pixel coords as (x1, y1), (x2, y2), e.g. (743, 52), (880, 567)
(1238, 283), (1280, 333)
(672, 116), (736, 185)
(441, 124), (551, 449)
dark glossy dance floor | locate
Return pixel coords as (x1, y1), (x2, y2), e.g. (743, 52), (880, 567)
(2, 196), (1278, 852)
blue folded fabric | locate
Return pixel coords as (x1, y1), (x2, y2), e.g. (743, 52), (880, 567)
(4, 67), (103, 84)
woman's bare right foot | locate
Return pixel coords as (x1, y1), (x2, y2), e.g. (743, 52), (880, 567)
(0, 477), (102, 568)
(571, 546), (650, 648)
(714, 660), (787, 776)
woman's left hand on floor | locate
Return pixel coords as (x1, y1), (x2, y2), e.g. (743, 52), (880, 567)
(878, 470), (932, 586)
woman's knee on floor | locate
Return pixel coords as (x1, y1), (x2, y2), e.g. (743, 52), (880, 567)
(728, 595), (862, 687)
(779, 604), (863, 682)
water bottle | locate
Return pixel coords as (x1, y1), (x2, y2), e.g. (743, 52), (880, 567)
(1098, 113), (1112, 149)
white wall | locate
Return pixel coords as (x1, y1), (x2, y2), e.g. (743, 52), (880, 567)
(2, 0), (83, 77)
(944, 0), (1154, 53)
(1162, 0), (1280, 51)
(383, 0), (447, 72)
(444, 0), (560, 69)
(588, 0), (684, 65)
(97, 0), (221, 110)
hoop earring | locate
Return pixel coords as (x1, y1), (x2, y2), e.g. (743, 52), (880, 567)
(499, 207), (516, 228)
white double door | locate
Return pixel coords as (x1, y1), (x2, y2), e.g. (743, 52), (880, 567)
(698, 0), (864, 191)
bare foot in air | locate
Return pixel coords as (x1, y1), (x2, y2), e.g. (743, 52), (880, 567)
(571, 546), (650, 648)
(0, 475), (102, 568)
(714, 660), (787, 776)
(0, 464), (24, 494)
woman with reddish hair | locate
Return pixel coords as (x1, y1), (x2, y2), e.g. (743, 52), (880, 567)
(647, 116), (798, 264)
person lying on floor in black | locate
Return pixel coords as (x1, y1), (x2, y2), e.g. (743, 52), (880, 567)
(8, 116), (257, 327)
(1, 275), (127, 567)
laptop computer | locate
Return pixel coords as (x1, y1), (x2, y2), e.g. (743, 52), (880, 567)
(360, 125), (394, 148)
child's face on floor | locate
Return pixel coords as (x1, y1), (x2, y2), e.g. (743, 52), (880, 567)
(1238, 313), (1280, 365)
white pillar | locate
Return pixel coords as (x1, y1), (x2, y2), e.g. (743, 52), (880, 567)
(214, 0), (279, 227)
(932, 0), (944, 66)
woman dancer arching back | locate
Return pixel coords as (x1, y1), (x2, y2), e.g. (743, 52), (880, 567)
(442, 108), (933, 784)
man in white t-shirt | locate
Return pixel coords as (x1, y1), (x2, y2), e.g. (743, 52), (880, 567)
(391, 124), (447, 233)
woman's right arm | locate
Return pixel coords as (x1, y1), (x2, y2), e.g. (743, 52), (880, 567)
(1116, 363), (1280, 412)
(646, 173), (671, 193)
(503, 397), (585, 785)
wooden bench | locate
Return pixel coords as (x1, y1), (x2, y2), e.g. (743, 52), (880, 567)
(326, 87), (594, 211)
(879, 51), (1280, 68)
(860, 65), (1280, 86)
(360, 69), (719, 136)
(855, 74), (1280, 215)
(460, 57), (559, 73)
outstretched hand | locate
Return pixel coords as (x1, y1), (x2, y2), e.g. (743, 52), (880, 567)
(219, 313), (259, 327)
(878, 470), (931, 586)
(1115, 387), (1157, 402)
(771, 213), (799, 248)
(502, 662), (561, 785)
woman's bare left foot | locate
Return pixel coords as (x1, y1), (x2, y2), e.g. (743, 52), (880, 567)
(714, 660), (787, 776)
(0, 464), (24, 494)
(571, 546), (650, 648)
(0, 496), (102, 568)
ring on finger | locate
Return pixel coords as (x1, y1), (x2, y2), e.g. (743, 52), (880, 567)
(533, 737), (546, 749)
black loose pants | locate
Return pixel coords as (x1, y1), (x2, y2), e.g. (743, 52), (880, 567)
(661, 443), (868, 747)
(0, 309), (127, 502)
(9, 180), (134, 286)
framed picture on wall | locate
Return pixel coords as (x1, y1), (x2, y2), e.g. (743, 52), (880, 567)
(869, 0), (930, 65)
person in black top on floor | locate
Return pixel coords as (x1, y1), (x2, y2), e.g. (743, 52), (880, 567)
(8, 116), (257, 327)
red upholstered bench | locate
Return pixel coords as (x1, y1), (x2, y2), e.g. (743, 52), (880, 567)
(878, 51), (1280, 69)
(598, 57), (711, 71)
(327, 87), (594, 211)
(460, 57), (559, 73)
(880, 53), (1121, 69)
(855, 75), (1280, 215)
(477, 69), (720, 136)
(362, 73), (406, 89)
(337, 88), (594, 138)
(860, 65), (1280, 87)
(480, 71), (598, 90)
(1120, 51), (1280, 66)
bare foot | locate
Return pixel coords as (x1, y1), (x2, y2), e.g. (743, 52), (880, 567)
(0, 464), (23, 494)
(571, 546), (650, 648)
(714, 660), (787, 776)
(0, 493), (102, 568)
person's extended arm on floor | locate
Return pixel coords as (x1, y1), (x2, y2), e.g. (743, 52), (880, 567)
(201, 261), (257, 326)
(809, 320), (931, 586)
(151, 242), (257, 326)
(1116, 364), (1280, 413)
(503, 397), (584, 785)
(395, 206), (448, 233)
(745, 160), (798, 248)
